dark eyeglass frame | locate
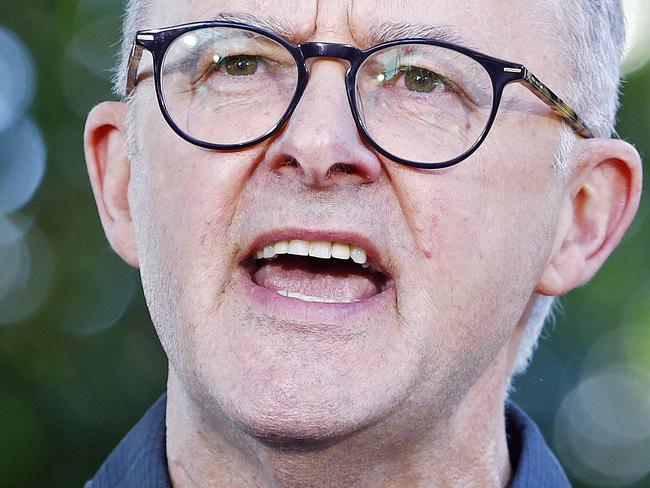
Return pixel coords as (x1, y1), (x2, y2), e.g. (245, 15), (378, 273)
(126, 20), (594, 169)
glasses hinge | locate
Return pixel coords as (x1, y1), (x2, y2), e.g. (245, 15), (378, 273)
(503, 67), (523, 74)
(137, 34), (155, 41)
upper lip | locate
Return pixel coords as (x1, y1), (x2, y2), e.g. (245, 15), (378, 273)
(240, 228), (391, 277)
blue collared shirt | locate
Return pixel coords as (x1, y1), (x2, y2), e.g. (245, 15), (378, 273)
(86, 395), (570, 487)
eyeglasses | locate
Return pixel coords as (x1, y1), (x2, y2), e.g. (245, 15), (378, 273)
(126, 21), (593, 169)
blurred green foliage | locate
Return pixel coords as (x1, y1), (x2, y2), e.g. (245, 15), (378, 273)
(0, 0), (648, 487)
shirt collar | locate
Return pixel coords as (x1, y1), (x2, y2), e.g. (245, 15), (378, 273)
(506, 402), (571, 487)
(85, 395), (171, 488)
(86, 395), (570, 487)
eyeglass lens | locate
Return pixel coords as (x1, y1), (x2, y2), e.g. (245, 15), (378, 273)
(162, 27), (299, 145)
(356, 45), (494, 164)
(160, 26), (495, 165)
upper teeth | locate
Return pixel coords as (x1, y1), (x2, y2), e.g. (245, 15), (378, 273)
(255, 240), (369, 266)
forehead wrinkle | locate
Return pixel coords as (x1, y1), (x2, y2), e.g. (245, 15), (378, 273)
(346, 0), (556, 61)
(212, 10), (315, 44)
(346, 0), (478, 50)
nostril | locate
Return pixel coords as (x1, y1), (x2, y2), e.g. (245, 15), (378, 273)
(264, 134), (382, 187)
(282, 157), (300, 169)
(273, 156), (305, 177)
(328, 163), (356, 176)
(325, 161), (379, 183)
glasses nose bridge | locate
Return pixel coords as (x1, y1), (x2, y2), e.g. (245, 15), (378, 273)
(292, 42), (362, 134)
(298, 42), (361, 66)
(295, 42), (361, 110)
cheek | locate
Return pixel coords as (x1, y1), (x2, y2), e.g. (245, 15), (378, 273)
(411, 130), (559, 273)
(394, 147), (561, 353)
(129, 120), (268, 347)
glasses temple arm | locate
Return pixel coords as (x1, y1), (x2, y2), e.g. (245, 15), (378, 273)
(519, 69), (594, 139)
(125, 42), (144, 98)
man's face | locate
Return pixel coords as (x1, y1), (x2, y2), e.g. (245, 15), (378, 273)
(129, 0), (565, 442)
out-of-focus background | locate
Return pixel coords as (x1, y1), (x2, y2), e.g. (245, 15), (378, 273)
(0, 0), (648, 486)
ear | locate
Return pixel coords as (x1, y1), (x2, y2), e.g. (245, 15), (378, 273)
(536, 137), (642, 296)
(84, 101), (139, 268)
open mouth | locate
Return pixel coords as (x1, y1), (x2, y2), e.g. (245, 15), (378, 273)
(241, 239), (392, 304)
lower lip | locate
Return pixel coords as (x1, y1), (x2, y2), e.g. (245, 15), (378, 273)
(234, 265), (396, 327)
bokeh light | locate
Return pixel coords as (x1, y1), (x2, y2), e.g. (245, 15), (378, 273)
(554, 366), (650, 487)
(69, 0), (121, 81)
(0, 28), (35, 132)
(623, 0), (650, 74)
(0, 26), (50, 326)
(0, 217), (54, 325)
(52, 251), (139, 336)
(0, 117), (47, 215)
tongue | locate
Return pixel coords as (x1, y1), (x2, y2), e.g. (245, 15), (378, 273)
(253, 255), (381, 301)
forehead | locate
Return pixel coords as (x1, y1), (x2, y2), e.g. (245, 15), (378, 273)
(150, 0), (555, 62)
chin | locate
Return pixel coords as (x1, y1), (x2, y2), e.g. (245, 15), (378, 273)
(192, 339), (412, 451)
(227, 405), (364, 451)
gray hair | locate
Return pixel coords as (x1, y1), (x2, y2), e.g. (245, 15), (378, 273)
(112, 0), (151, 99)
(511, 0), (626, 375)
(112, 0), (627, 376)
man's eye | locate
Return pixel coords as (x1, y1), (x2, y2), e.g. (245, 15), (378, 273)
(223, 55), (259, 76)
(402, 67), (451, 93)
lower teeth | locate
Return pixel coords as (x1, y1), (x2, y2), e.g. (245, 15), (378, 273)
(277, 290), (359, 304)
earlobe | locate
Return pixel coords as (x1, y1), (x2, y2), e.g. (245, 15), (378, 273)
(84, 101), (140, 268)
(536, 138), (642, 296)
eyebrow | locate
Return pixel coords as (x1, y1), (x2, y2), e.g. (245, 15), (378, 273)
(209, 12), (474, 50)
(363, 22), (473, 48)
(211, 11), (308, 44)
(213, 12), (471, 47)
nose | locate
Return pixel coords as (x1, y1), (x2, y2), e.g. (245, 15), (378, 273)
(263, 61), (382, 189)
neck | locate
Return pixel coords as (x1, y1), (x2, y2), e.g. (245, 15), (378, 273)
(166, 352), (512, 488)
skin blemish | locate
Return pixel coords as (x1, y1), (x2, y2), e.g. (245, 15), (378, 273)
(431, 214), (440, 230)
(420, 215), (441, 258)
(200, 224), (212, 246)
